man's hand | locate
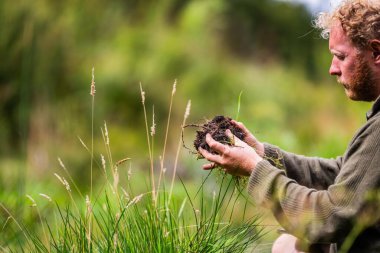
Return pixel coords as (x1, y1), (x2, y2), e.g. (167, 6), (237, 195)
(198, 130), (263, 177)
(231, 120), (264, 157)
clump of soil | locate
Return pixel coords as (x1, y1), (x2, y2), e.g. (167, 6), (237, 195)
(193, 115), (245, 156)
(186, 115), (249, 189)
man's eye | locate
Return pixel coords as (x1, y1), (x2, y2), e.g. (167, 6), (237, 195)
(336, 55), (345, 60)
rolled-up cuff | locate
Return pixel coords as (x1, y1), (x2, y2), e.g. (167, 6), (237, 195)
(263, 143), (285, 170)
(248, 159), (285, 206)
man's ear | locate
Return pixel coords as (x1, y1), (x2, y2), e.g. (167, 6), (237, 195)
(370, 40), (380, 64)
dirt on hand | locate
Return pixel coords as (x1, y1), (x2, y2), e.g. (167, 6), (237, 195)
(193, 115), (246, 156)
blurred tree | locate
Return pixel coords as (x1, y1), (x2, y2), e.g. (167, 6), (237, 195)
(0, 0), (369, 218)
(0, 0), (341, 169)
(221, 0), (324, 80)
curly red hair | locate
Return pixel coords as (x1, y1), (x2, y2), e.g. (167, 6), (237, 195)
(314, 0), (380, 49)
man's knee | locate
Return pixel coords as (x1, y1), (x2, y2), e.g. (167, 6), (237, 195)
(272, 233), (300, 253)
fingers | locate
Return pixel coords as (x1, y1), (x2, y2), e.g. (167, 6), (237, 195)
(198, 147), (222, 164)
(230, 120), (262, 151)
(226, 129), (245, 147)
(205, 134), (229, 155)
(199, 134), (232, 171)
(231, 120), (248, 133)
(202, 162), (216, 170)
(226, 129), (234, 139)
(232, 120), (256, 138)
(231, 120), (252, 141)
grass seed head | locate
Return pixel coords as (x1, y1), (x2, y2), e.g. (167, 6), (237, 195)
(90, 67), (96, 96)
(139, 83), (145, 105)
(172, 79), (177, 96)
(101, 154), (106, 171)
(113, 168), (119, 192)
(150, 105), (156, 136)
(127, 194), (143, 207)
(121, 187), (130, 201)
(54, 173), (71, 192)
(58, 157), (66, 170)
(26, 195), (37, 207)
(104, 121), (109, 145)
(78, 137), (88, 149)
(86, 195), (92, 214)
(184, 100), (191, 120)
(128, 166), (132, 181)
(39, 193), (52, 202)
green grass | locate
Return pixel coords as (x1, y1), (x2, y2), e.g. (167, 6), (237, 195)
(0, 73), (264, 252)
(21, 176), (261, 253)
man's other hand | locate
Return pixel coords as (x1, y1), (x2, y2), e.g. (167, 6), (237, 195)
(231, 120), (265, 157)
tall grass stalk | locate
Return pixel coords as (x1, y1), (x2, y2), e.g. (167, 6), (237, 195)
(235, 91), (243, 121)
(169, 100), (191, 202)
(54, 173), (80, 216)
(0, 203), (31, 247)
(100, 122), (118, 198)
(157, 79), (176, 201)
(57, 157), (84, 199)
(90, 67), (96, 200)
(101, 121), (113, 171)
(140, 83), (156, 205)
(26, 195), (49, 250)
(89, 67), (97, 250)
(150, 105), (156, 200)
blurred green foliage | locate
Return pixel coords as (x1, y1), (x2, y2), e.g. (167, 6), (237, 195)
(0, 0), (372, 228)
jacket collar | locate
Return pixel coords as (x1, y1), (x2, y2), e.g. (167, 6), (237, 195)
(366, 96), (380, 120)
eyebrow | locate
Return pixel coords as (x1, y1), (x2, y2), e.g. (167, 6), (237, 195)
(330, 49), (345, 56)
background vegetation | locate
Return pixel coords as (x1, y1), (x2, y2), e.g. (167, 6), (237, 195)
(0, 0), (371, 251)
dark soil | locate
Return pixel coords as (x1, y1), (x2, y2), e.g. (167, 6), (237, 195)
(193, 115), (246, 156)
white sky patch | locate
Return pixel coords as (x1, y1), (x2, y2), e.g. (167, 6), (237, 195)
(276, 0), (343, 13)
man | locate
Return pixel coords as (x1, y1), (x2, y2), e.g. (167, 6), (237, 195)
(198, 1), (380, 252)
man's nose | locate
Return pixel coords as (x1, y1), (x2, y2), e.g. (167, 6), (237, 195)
(329, 59), (341, 76)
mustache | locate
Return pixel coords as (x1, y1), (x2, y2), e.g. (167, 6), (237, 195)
(337, 78), (349, 88)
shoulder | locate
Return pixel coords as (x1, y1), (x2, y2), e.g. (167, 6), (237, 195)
(344, 115), (380, 158)
(363, 114), (380, 138)
(352, 114), (380, 141)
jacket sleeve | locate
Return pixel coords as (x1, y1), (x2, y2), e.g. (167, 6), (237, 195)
(248, 117), (380, 244)
(263, 143), (341, 190)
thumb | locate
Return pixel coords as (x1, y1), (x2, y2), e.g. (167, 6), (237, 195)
(226, 129), (233, 139)
(226, 129), (238, 145)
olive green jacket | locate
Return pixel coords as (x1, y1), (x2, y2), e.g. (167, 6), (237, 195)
(248, 97), (380, 253)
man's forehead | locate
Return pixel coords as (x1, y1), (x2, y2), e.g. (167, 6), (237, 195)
(329, 24), (353, 51)
(329, 22), (344, 37)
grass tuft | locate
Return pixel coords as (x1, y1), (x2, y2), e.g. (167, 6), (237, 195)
(0, 75), (264, 252)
